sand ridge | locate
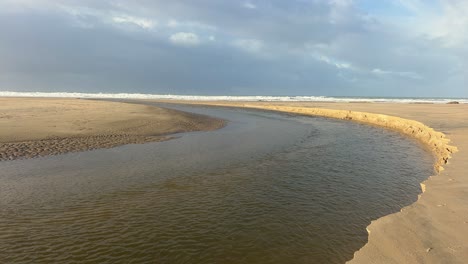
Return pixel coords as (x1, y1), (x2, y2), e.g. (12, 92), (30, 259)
(0, 98), (225, 160)
(150, 100), (468, 264)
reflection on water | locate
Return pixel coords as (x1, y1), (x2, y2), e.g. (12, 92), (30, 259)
(0, 104), (433, 263)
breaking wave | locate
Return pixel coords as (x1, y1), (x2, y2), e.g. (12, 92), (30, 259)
(0, 91), (466, 104)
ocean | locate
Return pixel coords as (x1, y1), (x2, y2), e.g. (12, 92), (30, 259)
(1, 91), (467, 104)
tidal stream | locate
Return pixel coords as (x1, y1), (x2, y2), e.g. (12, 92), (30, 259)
(0, 103), (433, 263)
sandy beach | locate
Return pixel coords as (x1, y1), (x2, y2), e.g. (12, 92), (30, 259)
(0, 98), (224, 161)
(150, 100), (468, 263)
(1, 97), (467, 263)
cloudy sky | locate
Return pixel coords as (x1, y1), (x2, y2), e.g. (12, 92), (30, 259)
(0, 0), (466, 97)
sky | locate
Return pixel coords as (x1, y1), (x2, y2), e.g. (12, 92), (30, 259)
(0, 0), (466, 97)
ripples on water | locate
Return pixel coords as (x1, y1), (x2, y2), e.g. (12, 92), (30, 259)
(0, 105), (433, 263)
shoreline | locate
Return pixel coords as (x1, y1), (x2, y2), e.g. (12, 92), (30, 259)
(1, 91), (467, 104)
(149, 100), (467, 263)
(0, 98), (225, 161)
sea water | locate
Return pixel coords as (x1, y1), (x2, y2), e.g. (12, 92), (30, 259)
(1, 91), (467, 104)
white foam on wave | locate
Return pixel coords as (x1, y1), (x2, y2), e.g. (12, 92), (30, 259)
(0, 91), (466, 104)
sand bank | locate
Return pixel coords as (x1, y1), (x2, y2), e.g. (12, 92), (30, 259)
(151, 100), (468, 263)
(0, 98), (224, 161)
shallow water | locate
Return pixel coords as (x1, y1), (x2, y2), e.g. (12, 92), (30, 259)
(0, 104), (433, 263)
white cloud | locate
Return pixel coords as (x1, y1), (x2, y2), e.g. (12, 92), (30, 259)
(233, 39), (263, 53)
(314, 54), (352, 69)
(426, 1), (468, 47)
(166, 19), (216, 31)
(169, 32), (200, 46)
(243, 2), (257, 9)
(393, 0), (468, 47)
(112, 15), (155, 29)
(209, 35), (216, 41)
(313, 54), (422, 79)
(371, 68), (386, 74)
(372, 68), (422, 79)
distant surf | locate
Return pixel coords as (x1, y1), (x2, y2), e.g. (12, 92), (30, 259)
(1, 91), (467, 104)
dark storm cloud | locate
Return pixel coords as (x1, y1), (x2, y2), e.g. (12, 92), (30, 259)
(0, 0), (466, 96)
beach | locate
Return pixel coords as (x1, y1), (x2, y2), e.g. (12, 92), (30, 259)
(2, 0), (466, 262)
(0, 98), (224, 161)
(152, 100), (468, 263)
(1, 97), (467, 263)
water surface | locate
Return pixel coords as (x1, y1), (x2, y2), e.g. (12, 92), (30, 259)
(0, 104), (434, 263)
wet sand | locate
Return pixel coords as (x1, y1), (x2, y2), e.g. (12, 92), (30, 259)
(151, 100), (468, 264)
(0, 98), (224, 161)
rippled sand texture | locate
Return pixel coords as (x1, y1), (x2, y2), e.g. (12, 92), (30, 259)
(159, 100), (468, 264)
(0, 98), (225, 160)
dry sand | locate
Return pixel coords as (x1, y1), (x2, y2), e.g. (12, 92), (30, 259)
(151, 100), (468, 264)
(0, 98), (224, 161)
